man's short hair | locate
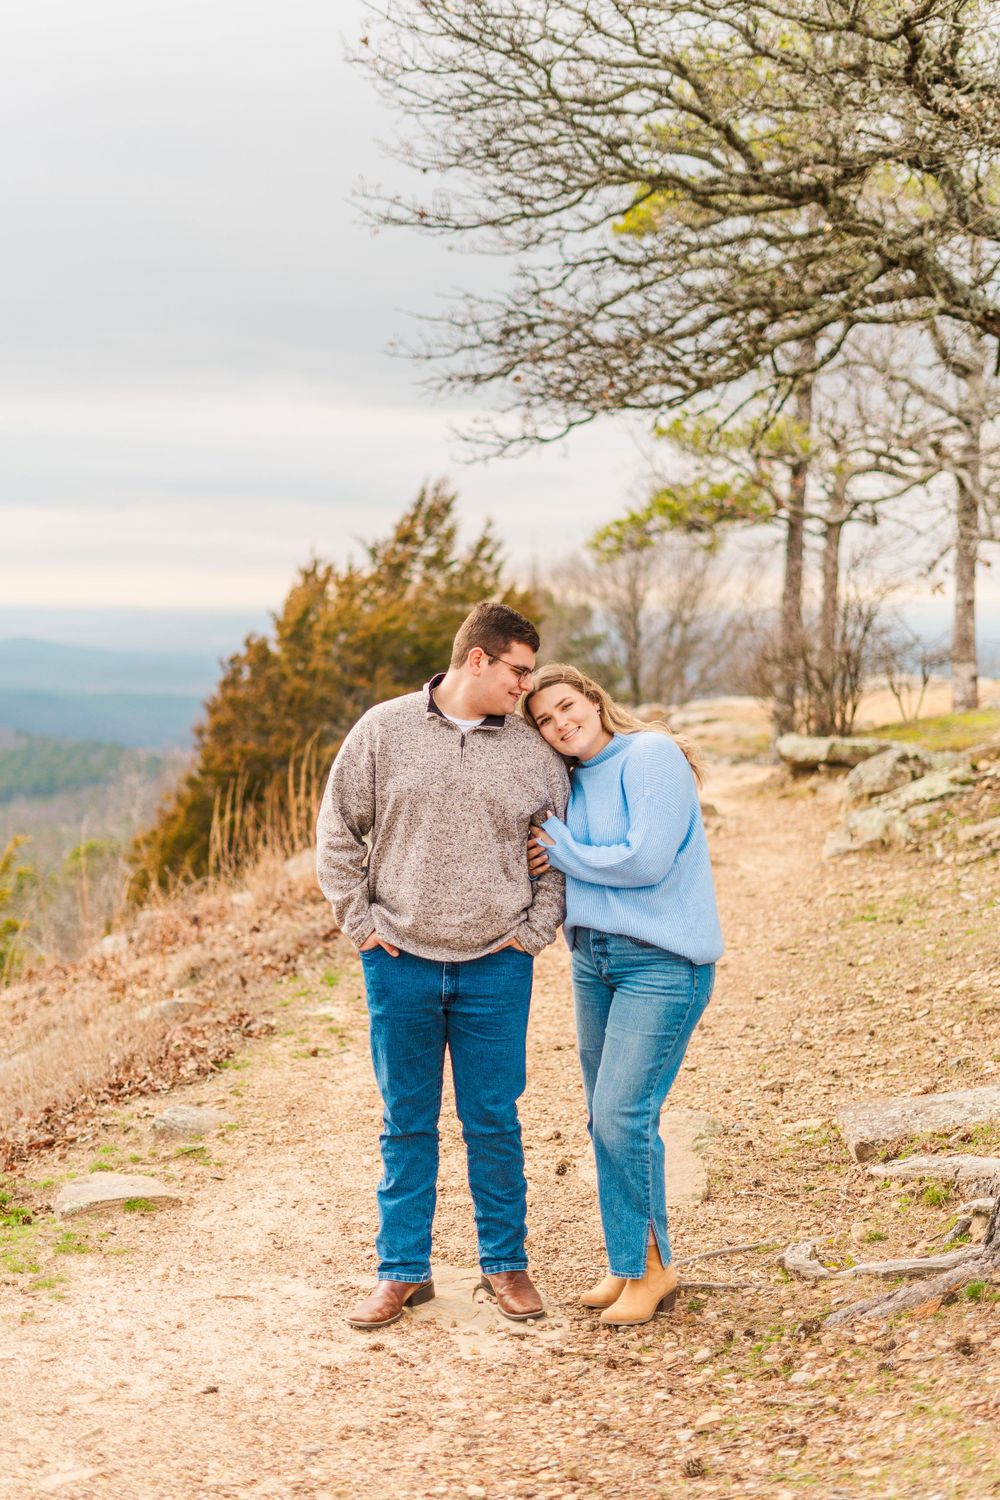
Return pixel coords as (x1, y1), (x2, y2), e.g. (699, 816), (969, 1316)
(450, 601), (540, 668)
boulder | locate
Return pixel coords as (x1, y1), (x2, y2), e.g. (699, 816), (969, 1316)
(845, 745), (933, 803)
(284, 848), (317, 883)
(153, 1104), (229, 1139)
(776, 734), (897, 772)
(138, 995), (198, 1023)
(97, 933), (128, 958)
(837, 1085), (1000, 1163)
(578, 1105), (717, 1207)
(878, 764), (976, 814)
(825, 805), (911, 856)
(54, 1173), (181, 1218)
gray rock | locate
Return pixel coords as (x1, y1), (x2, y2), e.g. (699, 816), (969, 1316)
(845, 746), (933, 803)
(284, 848), (317, 882)
(578, 1106), (717, 1206)
(840, 805), (911, 852)
(97, 933), (128, 957)
(837, 1086), (1000, 1163)
(138, 996), (198, 1023)
(823, 828), (856, 859)
(878, 764), (976, 813)
(776, 734), (896, 772)
(54, 1173), (181, 1218)
(153, 1104), (229, 1139)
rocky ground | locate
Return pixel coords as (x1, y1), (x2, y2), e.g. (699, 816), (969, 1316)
(1, 761), (999, 1499)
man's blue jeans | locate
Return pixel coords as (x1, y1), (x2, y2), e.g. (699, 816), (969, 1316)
(360, 944), (535, 1283)
(572, 928), (714, 1279)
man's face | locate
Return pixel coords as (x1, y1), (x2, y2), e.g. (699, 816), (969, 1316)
(473, 640), (536, 715)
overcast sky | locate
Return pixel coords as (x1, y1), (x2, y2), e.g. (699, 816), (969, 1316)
(1, 0), (996, 659)
(0, 0), (655, 651)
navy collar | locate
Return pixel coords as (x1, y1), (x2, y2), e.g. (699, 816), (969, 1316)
(424, 673), (505, 729)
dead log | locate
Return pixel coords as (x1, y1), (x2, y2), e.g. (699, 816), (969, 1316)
(831, 1248), (974, 1279)
(675, 1240), (780, 1266)
(868, 1155), (1000, 1190)
(827, 1184), (1000, 1325)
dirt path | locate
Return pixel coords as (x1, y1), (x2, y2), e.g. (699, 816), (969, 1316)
(2, 767), (998, 1499)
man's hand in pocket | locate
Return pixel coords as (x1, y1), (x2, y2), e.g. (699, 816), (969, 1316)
(358, 931), (400, 957)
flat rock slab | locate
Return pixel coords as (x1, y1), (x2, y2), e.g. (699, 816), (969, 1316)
(838, 1086), (1000, 1162)
(867, 1154), (1000, 1188)
(153, 1104), (229, 1138)
(138, 997), (198, 1023)
(776, 734), (896, 771)
(409, 1266), (562, 1354)
(578, 1106), (717, 1207)
(53, 1174), (181, 1218)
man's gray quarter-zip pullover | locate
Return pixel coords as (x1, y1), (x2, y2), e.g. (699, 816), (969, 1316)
(316, 675), (570, 961)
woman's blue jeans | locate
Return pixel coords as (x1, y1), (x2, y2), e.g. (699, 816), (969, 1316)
(360, 944), (534, 1283)
(572, 929), (714, 1279)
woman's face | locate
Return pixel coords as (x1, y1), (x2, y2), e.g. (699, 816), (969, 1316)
(528, 683), (612, 761)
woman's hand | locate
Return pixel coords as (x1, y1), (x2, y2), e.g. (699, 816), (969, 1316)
(528, 818), (556, 877)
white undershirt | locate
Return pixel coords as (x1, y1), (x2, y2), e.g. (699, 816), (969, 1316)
(441, 711), (485, 733)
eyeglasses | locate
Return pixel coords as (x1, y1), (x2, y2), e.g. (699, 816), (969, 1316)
(486, 653), (535, 687)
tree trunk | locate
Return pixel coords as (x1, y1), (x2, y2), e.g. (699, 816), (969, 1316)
(774, 364), (815, 737)
(953, 476), (979, 712)
(813, 488), (847, 737)
(952, 354), (984, 712)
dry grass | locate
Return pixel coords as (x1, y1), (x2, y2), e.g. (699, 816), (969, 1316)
(0, 846), (331, 1170)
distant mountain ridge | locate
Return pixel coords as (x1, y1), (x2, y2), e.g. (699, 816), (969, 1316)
(0, 637), (221, 696)
(0, 638), (221, 748)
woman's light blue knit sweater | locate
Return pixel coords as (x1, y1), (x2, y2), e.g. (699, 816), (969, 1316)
(541, 731), (724, 965)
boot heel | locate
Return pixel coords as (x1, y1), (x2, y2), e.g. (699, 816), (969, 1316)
(657, 1289), (678, 1314)
(409, 1281), (435, 1308)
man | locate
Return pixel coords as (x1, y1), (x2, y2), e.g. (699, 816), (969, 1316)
(316, 601), (569, 1329)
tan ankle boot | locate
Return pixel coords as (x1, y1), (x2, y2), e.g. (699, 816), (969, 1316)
(579, 1273), (626, 1309)
(600, 1241), (678, 1326)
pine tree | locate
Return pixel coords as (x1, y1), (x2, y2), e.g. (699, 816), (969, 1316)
(130, 484), (538, 891)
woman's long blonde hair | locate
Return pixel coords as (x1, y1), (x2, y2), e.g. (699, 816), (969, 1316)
(523, 663), (703, 785)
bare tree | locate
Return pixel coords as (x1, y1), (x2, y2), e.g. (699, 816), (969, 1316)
(549, 521), (735, 704)
(854, 321), (1000, 711)
(358, 1), (1000, 449)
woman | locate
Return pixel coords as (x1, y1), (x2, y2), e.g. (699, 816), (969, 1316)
(523, 664), (723, 1326)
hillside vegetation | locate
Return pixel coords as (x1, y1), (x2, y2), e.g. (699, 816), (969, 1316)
(130, 486), (539, 893)
(0, 733), (159, 804)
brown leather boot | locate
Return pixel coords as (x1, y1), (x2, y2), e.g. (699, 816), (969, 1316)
(478, 1270), (545, 1321)
(579, 1273), (626, 1309)
(345, 1279), (435, 1329)
(600, 1240), (678, 1326)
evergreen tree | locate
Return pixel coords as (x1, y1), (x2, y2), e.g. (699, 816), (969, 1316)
(131, 484), (537, 890)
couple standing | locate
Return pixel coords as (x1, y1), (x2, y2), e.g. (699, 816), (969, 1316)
(316, 601), (722, 1330)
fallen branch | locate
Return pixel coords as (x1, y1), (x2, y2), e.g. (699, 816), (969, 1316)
(827, 1195), (1000, 1324)
(867, 1155), (1000, 1190)
(678, 1280), (757, 1292)
(825, 1256), (994, 1327)
(831, 1249), (974, 1280)
(675, 1240), (780, 1267)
